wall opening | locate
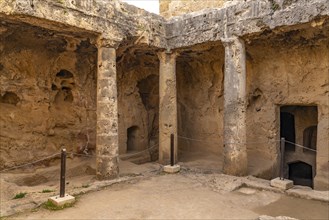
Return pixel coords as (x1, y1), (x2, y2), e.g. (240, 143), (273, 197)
(0, 92), (20, 105)
(303, 125), (317, 152)
(289, 161), (313, 188)
(280, 105), (318, 185)
(127, 126), (139, 152)
(280, 111), (296, 151)
(176, 42), (224, 172)
(53, 69), (75, 105)
(117, 47), (159, 163)
(56, 69), (74, 78)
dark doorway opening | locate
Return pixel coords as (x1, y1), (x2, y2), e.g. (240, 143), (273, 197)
(127, 126), (139, 152)
(289, 161), (313, 188)
(280, 111), (296, 151)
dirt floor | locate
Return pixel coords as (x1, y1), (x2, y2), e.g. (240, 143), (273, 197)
(2, 163), (328, 220)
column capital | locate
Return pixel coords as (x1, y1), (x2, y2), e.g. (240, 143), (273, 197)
(221, 37), (245, 47)
(157, 50), (179, 61)
(96, 37), (116, 48)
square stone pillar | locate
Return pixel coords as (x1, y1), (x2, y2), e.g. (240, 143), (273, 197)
(96, 39), (119, 180)
(222, 37), (248, 176)
(158, 51), (178, 164)
(314, 105), (329, 190)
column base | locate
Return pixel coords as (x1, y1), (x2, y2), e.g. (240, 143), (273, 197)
(96, 156), (119, 180)
(163, 165), (180, 173)
(223, 152), (248, 176)
(48, 194), (75, 206)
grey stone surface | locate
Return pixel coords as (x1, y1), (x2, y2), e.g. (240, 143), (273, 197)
(158, 51), (178, 164)
(166, 0), (329, 48)
(222, 37), (248, 176)
(96, 45), (119, 180)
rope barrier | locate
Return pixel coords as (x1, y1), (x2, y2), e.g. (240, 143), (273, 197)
(0, 153), (60, 173)
(225, 139), (280, 145)
(66, 140), (165, 159)
(119, 144), (159, 158)
(178, 134), (279, 145)
(67, 152), (95, 158)
(178, 135), (220, 143)
(285, 140), (317, 152)
(0, 137), (318, 173)
(178, 135), (318, 152)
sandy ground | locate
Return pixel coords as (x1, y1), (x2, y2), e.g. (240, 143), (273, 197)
(0, 157), (161, 217)
(4, 171), (329, 220)
(1, 154), (328, 220)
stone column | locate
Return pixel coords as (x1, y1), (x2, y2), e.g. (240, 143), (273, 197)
(96, 39), (119, 180)
(314, 105), (329, 190)
(222, 37), (248, 176)
(158, 51), (178, 164)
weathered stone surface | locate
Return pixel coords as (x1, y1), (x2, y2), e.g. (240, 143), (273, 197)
(176, 43), (224, 160)
(0, 0), (167, 48)
(117, 48), (159, 157)
(96, 45), (119, 180)
(245, 28), (329, 187)
(160, 0), (228, 18)
(270, 177), (294, 190)
(163, 164), (180, 173)
(222, 37), (248, 176)
(0, 0), (328, 190)
(48, 194), (75, 206)
(158, 51), (178, 164)
(0, 21), (97, 168)
(165, 0), (329, 49)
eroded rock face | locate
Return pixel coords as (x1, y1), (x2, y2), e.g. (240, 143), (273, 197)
(245, 25), (329, 183)
(160, 0), (228, 18)
(117, 47), (159, 160)
(0, 21), (97, 168)
(177, 44), (225, 156)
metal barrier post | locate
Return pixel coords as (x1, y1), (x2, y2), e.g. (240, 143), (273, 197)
(60, 148), (66, 198)
(280, 138), (285, 180)
(170, 134), (174, 166)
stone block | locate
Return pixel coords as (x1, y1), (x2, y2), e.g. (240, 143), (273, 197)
(48, 194), (75, 206)
(163, 165), (180, 173)
(270, 177), (294, 190)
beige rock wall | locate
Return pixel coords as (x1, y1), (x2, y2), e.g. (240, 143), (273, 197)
(160, 0), (228, 18)
(0, 22), (97, 169)
(117, 48), (159, 159)
(245, 31), (329, 187)
(177, 44), (225, 156)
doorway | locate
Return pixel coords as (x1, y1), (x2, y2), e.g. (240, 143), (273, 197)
(127, 126), (139, 152)
(280, 111), (296, 151)
(289, 161), (313, 188)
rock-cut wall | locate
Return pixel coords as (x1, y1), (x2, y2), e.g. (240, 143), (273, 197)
(245, 26), (329, 187)
(0, 21), (97, 168)
(117, 48), (159, 160)
(160, 0), (228, 18)
(177, 44), (225, 156)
